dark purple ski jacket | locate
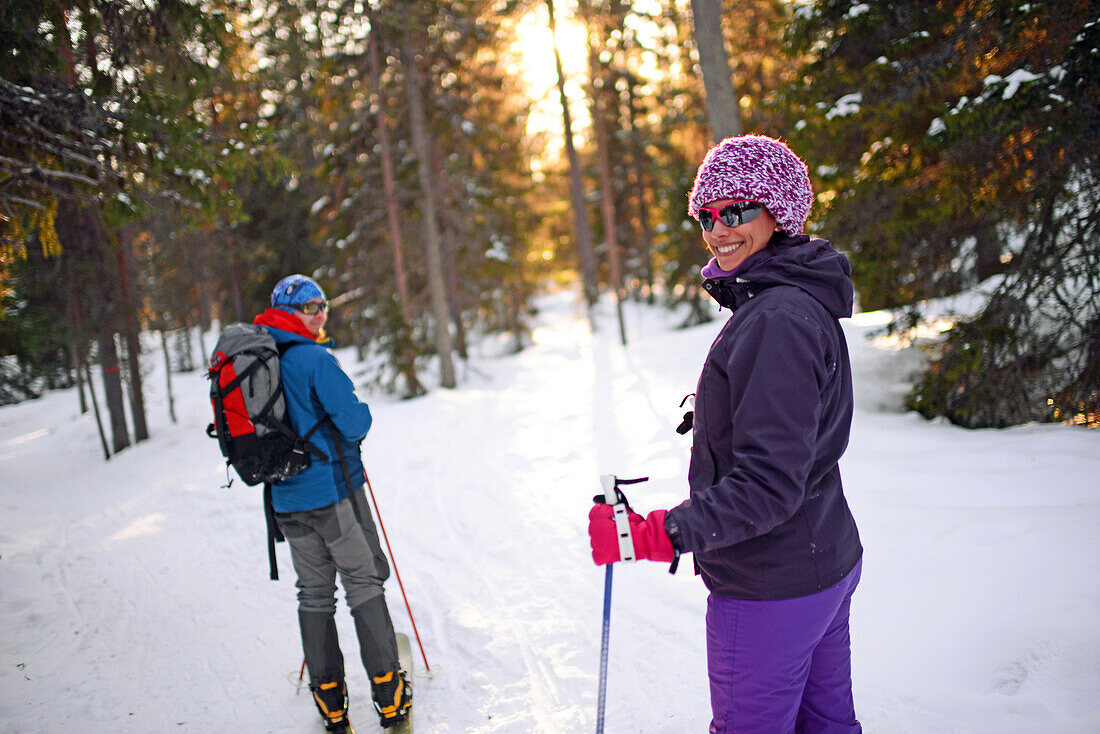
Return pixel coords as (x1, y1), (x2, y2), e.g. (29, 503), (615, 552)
(666, 233), (862, 600)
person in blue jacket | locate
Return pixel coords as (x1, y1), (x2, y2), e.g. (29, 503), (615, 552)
(253, 274), (410, 732)
(588, 136), (863, 734)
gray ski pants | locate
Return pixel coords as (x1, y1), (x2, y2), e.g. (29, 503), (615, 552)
(276, 488), (399, 684)
(275, 487), (391, 614)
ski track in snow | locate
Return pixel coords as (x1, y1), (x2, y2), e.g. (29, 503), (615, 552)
(2, 292), (1099, 733)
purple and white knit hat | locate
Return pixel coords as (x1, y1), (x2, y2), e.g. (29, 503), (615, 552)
(687, 135), (813, 235)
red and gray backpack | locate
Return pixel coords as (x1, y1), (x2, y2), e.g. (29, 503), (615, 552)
(206, 324), (327, 486)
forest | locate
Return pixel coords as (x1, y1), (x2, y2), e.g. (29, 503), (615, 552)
(1, 0), (1097, 457)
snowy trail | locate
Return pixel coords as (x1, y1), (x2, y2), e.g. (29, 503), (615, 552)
(2, 292), (1099, 733)
(359, 296), (707, 732)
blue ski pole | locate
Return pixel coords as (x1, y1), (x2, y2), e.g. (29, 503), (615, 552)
(595, 474), (649, 734)
(596, 563), (613, 734)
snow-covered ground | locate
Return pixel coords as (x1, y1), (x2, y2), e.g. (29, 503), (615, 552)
(1, 292), (1098, 733)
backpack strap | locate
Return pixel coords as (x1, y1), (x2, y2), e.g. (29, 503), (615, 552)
(273, 341), (358, 507)
(281, 337), (357, 499)
(263, 483), (284, 581)
(326, 417), (373, 532)
(208, 353), (269, 457)
(326, 416), (357, 500)
(212, 352), (266, 397)
(263, 341), (330, 461)
(209, 373), (231, 458)
(258, 411), (329, 462)
(261, 339), (320, 582)
(299, 416), (331, 459)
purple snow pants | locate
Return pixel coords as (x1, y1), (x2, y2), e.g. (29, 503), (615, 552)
(706, 558), (862, 734)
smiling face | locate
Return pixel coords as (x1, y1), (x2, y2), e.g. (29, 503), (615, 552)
(293, 298), (328, 338)
(700, 199), (778, 272)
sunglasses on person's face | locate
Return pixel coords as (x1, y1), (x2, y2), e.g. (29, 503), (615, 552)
(697, 201), (765, 231)
(297, 300), (328, 315)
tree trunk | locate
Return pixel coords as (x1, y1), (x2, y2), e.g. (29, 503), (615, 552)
(690, 0), (743, 142)
(97, 328), (130, 453)
(68, 286), (89, 414)
(585, 15), (627, 345)
(92, 244), (129, 453)
(369, 19), (413, 317)
(84, 356), (111, 460)
(196, 322), (207, 368)
(401, 26), (456, 389)
(52, 6), (122, 452)
(180, 319), (196, 372)
(64, 197), (130, 455)
(116, 228), (148, 442)
(547, 0), (599, 309)
(625, 80), (656, 303)
(161, 330), (177, 423)
(72, 343), (88, 413)
(973, 218), (1005, 282)
(122, 329), (148, 441)
(367, 14), (423, 397)
(227, 231), (244, 323)
(509, 256), (526, 354)
(429, 138), (469, 361)
(189, 230), (214, 330)
(441, 218), (469, 360)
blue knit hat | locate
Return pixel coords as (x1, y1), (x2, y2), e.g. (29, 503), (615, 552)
(271, 274), (326, 310)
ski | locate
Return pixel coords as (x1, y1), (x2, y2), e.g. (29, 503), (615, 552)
(388, 632), (414, 733)
(322, 725), (355, 734)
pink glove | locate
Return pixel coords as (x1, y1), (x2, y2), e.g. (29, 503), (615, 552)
(588, 504), (675, 565)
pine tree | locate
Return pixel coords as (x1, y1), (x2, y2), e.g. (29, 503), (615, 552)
(785, 0), (1100, 426)
(1, 0), (242, 445)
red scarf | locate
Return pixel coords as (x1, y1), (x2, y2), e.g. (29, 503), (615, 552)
(253, 308), (319, 341)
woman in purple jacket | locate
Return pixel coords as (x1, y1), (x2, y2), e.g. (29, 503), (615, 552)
(589, 135), (863, 734)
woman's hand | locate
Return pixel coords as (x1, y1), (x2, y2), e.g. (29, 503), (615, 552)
(588, 504), (675, 565)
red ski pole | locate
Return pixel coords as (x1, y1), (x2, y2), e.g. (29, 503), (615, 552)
(364, 468), (431, 673)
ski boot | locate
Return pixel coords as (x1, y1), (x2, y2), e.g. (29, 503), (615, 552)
(313, 678), (353, 733)
(371, 668), (411, 729)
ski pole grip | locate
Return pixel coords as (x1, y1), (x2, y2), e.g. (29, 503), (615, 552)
(612, 501), (635, 563)
(600, 474), (637, 564)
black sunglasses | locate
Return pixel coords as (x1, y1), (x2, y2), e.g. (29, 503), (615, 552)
(297, 300), (329, 315)
(697, 201), (765, 231)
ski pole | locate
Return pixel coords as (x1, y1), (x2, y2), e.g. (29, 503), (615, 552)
(364, 468), (431, 673)
(596, 563), (612, 734)
(595, 474), (648, 734)
(294, 469), (431, 682)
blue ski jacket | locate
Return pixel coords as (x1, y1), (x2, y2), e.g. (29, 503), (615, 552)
(255, 313), (372, 513)
(666, 233), (862, 600)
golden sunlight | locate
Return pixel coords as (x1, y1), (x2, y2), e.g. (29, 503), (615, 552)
(507, 2), (591, 161)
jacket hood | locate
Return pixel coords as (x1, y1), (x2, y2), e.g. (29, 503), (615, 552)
(703, 233), (853, 318)
(252, 308), (334, 347)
